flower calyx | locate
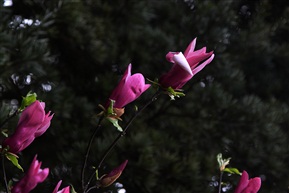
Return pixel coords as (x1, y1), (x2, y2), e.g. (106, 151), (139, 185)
(166, 87), (185, 100)
(98, 100), (124, 132)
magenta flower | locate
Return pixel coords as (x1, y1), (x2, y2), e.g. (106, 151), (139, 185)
(3, 100), (54, 154)
(12, 155), (49, 193)
(159, 38), (214, 89)
(52, 180), (70, 193)
(234, 170), (261, 193)
(99, 160), (128, 187)
(106, 64), (150, 108)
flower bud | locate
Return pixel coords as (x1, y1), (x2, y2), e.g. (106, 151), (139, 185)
(3, 100), (54, 154)
(105, 64), (150, 109)
(99, 160), (128, 187)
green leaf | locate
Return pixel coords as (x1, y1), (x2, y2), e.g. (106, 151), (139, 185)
(8, 179), (13, 192)
(96, 169), (99, 180)
(5, 153), (23, 171)
(134, 105), (138, 112)
(1, 130), (8, 137)
(107, 117), (123, 132)
(19, 92), (37, 111)
(223, 167), (241, 175)
(107, 99), (115, 115)
(70, 185), (77, 193)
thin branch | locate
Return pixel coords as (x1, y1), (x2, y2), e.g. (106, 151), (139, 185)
(86, 185), (98, 193)
(2, 154), (9, 193)
(81, 115), (104, 192)
(218, 171), (223, 193)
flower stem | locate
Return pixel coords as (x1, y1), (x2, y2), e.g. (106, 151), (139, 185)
(2, 154), (9, 193)
(81, 115), (104, 192)
(218, 171), (223, 193)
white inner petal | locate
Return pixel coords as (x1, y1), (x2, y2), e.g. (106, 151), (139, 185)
(173, 52), (193, 75)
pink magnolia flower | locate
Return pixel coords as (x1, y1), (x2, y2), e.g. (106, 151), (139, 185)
(99, 160), (128, 187)
(106, 64), (150, 108)
(12, 155), (49, 193)
(52, 180), (70, 193)
(159, 38), (215, 89)
(3, 100), (54, 154)
(234, 170), (261, 193)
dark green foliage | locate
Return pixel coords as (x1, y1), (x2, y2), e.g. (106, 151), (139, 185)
(0, 0), (289, 192)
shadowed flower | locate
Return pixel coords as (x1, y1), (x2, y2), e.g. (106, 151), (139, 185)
(11, 155), (49, 193)
(159, 38), (214, 89)
(3, 100), (54, 154)
(105, 64), (150, 109)
(234, 170), (261, 193)
(52, 180), (70, 193)
(99, 160), (128, 187)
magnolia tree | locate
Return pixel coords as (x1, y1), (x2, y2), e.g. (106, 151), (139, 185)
(0, 39), (261, 193)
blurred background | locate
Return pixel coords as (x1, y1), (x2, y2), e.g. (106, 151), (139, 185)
(0, 0), (289, 192)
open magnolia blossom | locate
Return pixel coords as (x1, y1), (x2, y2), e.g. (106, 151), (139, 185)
(105, 64), (151, 109)
(11, 155), (49, 193)
(234, 170), (261, 193)
(52, 180), (70, 193)
(159, 38), (214, 89)
(3, 100), (54, 154)
(99, 160), (128, 187)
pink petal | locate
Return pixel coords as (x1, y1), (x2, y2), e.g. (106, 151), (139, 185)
(57, 186), (70, 193)
(18, 136), (36, 152)
(52, 181), (62, 193)
(159, 62), (193, 89)
(183, 38), (197, 57)
(107, 160), (128, 177)
(166, 52), (179, 63)
(173, 52), (193, 76)
(115, 73), (150, 107)
(35, 112), (54, 137)
(35, 168), (49, 182)
(17, 101), (45, 130)
(242, 177), (261, 193)
(186, 49), (212, 68)
(234, 171), (249, 193)
(40, 102), (45, 109)
(106, 64), (150, 108)
(124, 63), (132, 81)
(105, 65), (131, 108)
(192, 53), (215, 75)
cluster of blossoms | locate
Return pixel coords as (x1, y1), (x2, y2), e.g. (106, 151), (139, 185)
(0, 39), (261, 193)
